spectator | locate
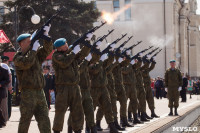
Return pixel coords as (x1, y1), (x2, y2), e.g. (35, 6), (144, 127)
(0, 59), (10, 128)
(155, 76), (164, 99)
(180, 73), (188, 102)
(187, 76), (193, 99)
(151, 78), (155, 97)
(195, 80), (200, 95)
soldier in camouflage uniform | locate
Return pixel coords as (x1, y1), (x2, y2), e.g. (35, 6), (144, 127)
(122, 58), (142, 124)
(141, 56), (159, 118)
(89, 52), (121, 133)
(134, 57), (150, 122)
(52, 38), (91, 133)
(164, 60), (183, 116)
(13, 25), (52, 133)
(68, 51), (98, 133)
(112, 56), (133, 127)
(95, 58), (125, 131)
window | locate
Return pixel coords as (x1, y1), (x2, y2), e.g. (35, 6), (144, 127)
(125, 0), (131, 20)
(113, 0), (120, 20)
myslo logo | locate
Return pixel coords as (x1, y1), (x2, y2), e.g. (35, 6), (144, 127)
(172, 127), (198, 132)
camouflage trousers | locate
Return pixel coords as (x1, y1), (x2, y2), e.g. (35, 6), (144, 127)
(124, 84), (138, 114)
(96, 84), (118, 120)
(18, 89), (51, 133)
(53, 85), (84, 132)
(68, 88), (95, 128)
(90, 86), (114, 124)
(136, 85), (146, 113)
(144, 85), (155, 110)
(115, 84), (127, 118)
(167, 87), (179, 108)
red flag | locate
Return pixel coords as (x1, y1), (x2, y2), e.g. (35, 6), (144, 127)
(0, 30), (10, 43)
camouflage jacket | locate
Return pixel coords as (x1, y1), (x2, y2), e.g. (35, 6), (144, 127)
(135, 60), (147, 88)
(165, 68), (183, 88)
(89, 55), (114, 88)
(122, 60), (133, 85)
(13, 40), (53, 90)
(106, 62), (118, 89)
(52, 46), (90, 86)
(141, 62), (156, 87)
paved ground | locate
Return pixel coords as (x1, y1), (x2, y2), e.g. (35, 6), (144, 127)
(1, 94), (200, 133)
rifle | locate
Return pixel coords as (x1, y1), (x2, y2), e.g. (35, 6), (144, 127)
(131, 46), (154, 60)
(101, 34), (127, 55)
(121, 41), (142, 57)
(93, 29), (114, 48)
(24, 8), (63, 55)
(150, 49), (162, 62)
(70, 21), (107, 49)
(115, 36), (133, 54)
(143, 47), (159, 57)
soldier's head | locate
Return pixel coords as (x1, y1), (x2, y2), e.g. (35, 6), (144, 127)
(43, 65), (50, 74)
(54, 38), (68, 52)
(17, 34), (31, 53)
(157, 76), (160, 80)
(1, 56), (9, 65)
(169, 60), (176, 68)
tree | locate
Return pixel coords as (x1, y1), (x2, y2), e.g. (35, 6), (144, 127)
(0, 0), (100, 48)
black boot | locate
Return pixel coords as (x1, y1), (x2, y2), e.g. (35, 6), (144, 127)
(90, 126), (97, 133)
(85, 126), (90, 133)
(121, 117), (134, 127)
(138, 111), (141, 118)
(151, 109), (160, 118)
(54, 131), (60, 133)
(174, 108), (178, 116)
(168, 108), (173, 116)
(145, 113), (153, 119)
(114, 118), (125, 131)
(96, 120), (103, 131)
(74, 130), (82, 133)
(109, 122), (121, 133)
(128, 112), (133, 122)
(68, 126), (73, 133)
(133, 114), (143, 124)
(140, 112), (150, 122)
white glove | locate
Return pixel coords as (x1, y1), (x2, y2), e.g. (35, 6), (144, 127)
(139, 53), (142, 57)
(120, 47), (123, 52)
(86, 33), (93, 41)
(130, 59), (135, 65)
(113, 58), (116, 64)
(43, 24), (51, 36)
(153, 57), (156, 60)
(147, 54), (151, 59)
(126, 50), (131, 55)
(100, 53), (108, 61)
(30, 30), (37, 40)
(110, 43), (116, 51)
(165, 88), (168, 92)
(85, 53), (92, 61)
(73, 45), (81, 54)
(178, 87), (182, 92)
(118, 57), (123, 63)
(96, 41), (102, 49)
(32, 40), (40, 51)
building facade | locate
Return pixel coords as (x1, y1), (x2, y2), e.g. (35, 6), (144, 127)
(85, 0), (200, 78)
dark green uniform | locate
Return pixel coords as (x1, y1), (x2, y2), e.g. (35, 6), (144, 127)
(52, 46), (89, 132)
(164, 68), (182, 108)
(13, 40), (52, 133)
(89, 55), (114, 124)
(142, 62), (156, 110)
(96, 62), (118, 121)
(135, 60), (147, 113)
(122, 62), (138, 115)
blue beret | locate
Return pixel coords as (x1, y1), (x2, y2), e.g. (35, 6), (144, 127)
(17, 33), (31, 42)
(170, 60), (176, 63)
(54, 38), (66, 48)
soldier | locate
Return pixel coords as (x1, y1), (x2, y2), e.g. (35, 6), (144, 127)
(52, 37), (91, 133)
(164, 60), (182, 116)
(43, 65), (54, 109)
(112, 56), (133, 127)
(134, 57), (149, 122)
(89, 51), (120, 133)
(141, 56), (159, 118)
(95, 57), (125, 131)
(13, 25), (52, 133)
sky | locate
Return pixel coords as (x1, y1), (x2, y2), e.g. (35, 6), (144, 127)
(197, 0), (200, 14)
